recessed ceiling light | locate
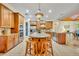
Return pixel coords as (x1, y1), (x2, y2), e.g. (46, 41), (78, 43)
(26, 9), (29, 13)
(48, 9), (52, 13)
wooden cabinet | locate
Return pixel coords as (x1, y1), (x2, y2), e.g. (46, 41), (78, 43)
(0, 37), (6, 52)
(56, 33), (66, 44)
(11, 13), (19, 33)
(0, 34), (19, 52)
(19, 14), (24, 24)
(7, 36), (14, 50)
(11, 13), (24, 33)
(62, 17), (73, 21)
(45, 21), (53, 29)
(0, 4), (14, 28)
(35, 20), (53, 30)
(0, 4), (24, 53)
(9, 11), (14, 28)
(14, 33), (19, 46)
(30, 20), (53, 34)
(0, 5), (9, 27)
(0, 36), (14, 52)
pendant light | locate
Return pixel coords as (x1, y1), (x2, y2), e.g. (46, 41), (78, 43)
(35, 3), (44, 20)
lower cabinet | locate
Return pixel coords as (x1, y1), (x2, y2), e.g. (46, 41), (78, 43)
(0, 36), (14, 52)
(56, 33), (66, 44)
(0, 34), (19, 53)
(7, 36), (14, 51)
(14, 34), (19, 46)
(0, 37), (6, 52)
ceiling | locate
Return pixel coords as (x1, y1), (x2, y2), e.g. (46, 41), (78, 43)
(7, 3), (79, 20)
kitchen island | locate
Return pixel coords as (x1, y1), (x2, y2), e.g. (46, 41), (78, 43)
(26, 32), (53, 56)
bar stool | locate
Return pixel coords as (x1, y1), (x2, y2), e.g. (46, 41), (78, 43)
(25, 37), (32, 56)
(31, 40), (38, 56)
(25, 40), (31, 56)
(47, 37), (53, 56)
(39, 38), (48, 56)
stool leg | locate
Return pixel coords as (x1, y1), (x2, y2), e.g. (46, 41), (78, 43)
(25, 42), (27, 56)
(25, 41), (30, 56)
(31, 42), (35, 56)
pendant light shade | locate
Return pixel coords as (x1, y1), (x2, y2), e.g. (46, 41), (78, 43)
(35, 12), (44, 19)
(35, 3), (44, 19)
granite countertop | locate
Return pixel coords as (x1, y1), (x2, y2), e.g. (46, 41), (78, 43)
(0, 33), (15, 36)
(30, 32), (49, 38)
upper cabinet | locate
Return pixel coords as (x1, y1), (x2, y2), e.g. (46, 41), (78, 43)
(9, 10), (14, 28)
(61, 17), (73, 21)
(0, 4), (14, 28)
(19, 14), (24, 25)
(45, 21), (53, 29)
(11, 13), (25, 33)
(61, 16), (79, 21)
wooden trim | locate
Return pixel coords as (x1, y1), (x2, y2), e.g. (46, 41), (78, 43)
(0, 3), (14, 13)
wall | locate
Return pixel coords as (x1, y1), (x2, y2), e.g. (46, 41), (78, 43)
(53, 21), (78, 33)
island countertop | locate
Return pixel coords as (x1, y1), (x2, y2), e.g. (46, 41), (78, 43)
(30, 32), (49, 38)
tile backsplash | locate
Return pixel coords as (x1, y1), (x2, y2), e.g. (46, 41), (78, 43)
(0, 28), (11, 35)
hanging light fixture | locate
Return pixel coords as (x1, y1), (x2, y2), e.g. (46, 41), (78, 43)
(35, 3), (44, 20)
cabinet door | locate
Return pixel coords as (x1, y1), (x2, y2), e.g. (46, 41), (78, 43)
(7, 36), (14, 50)
(11, 13), (19, 33)
(1, 6), (8, 27)
(61, 33), (66, 44)
(19, 15), (24, 24)
(1, 6), (10, 27)
(9, 11), (14, 28)
(7, 9), (10, 27)
(58, 34), (62, 43)
(0, 37), (6, 52)
(45, 21), (53, 29)
(57, 33), (66, 44)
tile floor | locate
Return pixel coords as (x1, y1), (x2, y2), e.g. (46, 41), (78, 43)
(0, 37), (79, 56)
